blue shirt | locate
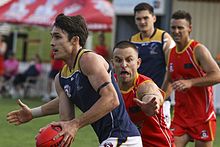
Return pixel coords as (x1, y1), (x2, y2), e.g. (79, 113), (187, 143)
(59, 49), (140, 144)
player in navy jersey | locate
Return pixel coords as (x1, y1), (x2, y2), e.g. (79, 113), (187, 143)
(7, 14), (142, 147)
(130, 2), (175, 128)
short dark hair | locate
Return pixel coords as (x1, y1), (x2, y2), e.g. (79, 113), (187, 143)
(54, 13), (88, 47)
(134, 2), (154, 15)
(113, 41), (138, 53)
(172, 10), (192, 25)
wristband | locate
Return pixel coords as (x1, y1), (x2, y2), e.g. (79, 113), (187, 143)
(31, 106), (43, 118)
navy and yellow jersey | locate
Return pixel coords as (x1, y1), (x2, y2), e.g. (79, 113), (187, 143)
(59, 49), (140, 144)
(130, 28), (166, 87)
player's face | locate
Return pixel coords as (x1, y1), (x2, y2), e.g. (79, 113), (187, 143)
(50, 26), (74, 61)
(170, 19), (192, 44)
(112, 47), (141, 86)
(135, 10), (156, 33)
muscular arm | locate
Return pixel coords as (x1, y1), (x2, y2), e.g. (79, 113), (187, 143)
(172, 44), (220, 91)
(55, 74), (75, 121)
(163, 32), (175, 63)
(137, 81), (164, 106)
(191, 44), (220, 86)
(134, 80), (164, 116)
(73, 53), (119, 129)
(51, 53), (119, 146)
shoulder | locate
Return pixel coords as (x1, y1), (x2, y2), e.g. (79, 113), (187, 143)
(79, 51), (108, 75)
(130, 32), (141, 42)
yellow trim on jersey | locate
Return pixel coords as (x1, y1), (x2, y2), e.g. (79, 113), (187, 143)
(60, 49), (90, 77)
(121, 72), (139, 94)
(175, 40), (194, 54)
(131, 29), (164, 43)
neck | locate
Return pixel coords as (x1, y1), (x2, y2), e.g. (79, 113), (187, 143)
(119, 79), (134, 91)
(66, 46), (82, 70)
(176, 38), (191, 51)
(140, 27), (155, 38)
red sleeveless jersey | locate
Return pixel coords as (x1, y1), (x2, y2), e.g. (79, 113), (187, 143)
(121, 74), (173, 147)
(168, 40), (216, 127)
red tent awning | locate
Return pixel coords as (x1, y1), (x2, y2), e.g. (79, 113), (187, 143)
(0, 0), (113, 32)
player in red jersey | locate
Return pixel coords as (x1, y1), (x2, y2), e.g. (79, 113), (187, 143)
(162, 10), (220, 147)
(112, 41), (174, 147)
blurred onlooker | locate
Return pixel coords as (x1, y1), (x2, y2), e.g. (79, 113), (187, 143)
(3, 52), (19, 81)
(0, 52), (19, 95)
(93, 32), (110, 61)
(12, 53), (42, 97)
(42, 50), (63, 102)
(0, 34), (7, 95)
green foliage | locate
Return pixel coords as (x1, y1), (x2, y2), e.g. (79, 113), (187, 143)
(0, 98), (98, 147)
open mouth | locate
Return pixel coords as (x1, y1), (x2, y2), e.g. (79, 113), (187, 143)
(120, 71), (130, 77)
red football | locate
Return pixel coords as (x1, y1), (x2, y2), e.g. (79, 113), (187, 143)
(36, 125), (63, 147)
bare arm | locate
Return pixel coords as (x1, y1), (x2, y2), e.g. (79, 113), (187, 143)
(73, 53), (119, 129)
(191, 44), (220, 86)
(172, 44), (220, 91)
(55, 74), (75, 121)
(6, 97), (59, 125)
(134, 81), (164, 116)
(161, 71), (173, 96)
(163, 32), (175, 63)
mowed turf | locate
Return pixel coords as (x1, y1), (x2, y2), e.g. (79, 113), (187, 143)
(0, 98), (98, 147)
(0, 98), (219, 147)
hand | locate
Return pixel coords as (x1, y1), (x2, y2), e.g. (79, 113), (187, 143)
(50, 119), (79, 147)
(172, 79), (192, 91)
(6, 99), (33, 125)
(134, 97), (159, 116)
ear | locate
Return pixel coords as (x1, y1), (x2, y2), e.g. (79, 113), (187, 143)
(111, 58), (114, 66)
(189, 24), (192, 34)
(137, 57), (142, 69)
(71, 36), (79, 45)
(153, 15), (157, 23)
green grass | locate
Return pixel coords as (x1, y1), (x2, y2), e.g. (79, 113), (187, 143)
(0, 98), (219, 147)
(0, 98), (98, 147)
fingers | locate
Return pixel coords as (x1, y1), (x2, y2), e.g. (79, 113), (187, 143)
(60, 134), (73, 147)
(133, 98), (144, 107)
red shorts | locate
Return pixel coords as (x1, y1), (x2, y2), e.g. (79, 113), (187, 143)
(170, 120), (216, 141)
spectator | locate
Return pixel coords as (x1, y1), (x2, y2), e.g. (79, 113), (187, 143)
(0, 34), (7, 95)
(0, 52), (19, 95)
(3, 52), (19, 80)
(42, 50), (64, 102)
(12, 53), (42, 97)
(93, 32), (110, 61)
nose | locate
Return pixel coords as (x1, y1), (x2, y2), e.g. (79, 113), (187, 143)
(50, 38), (54, 47)
(172, 27), (179, 34)
(120, 61), (127, 69)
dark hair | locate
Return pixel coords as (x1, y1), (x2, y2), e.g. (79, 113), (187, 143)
(134, 2), (154, 15)
(113, 41), (138, 53)
(54, 13), (88, 47)
(172, 10), (192, 25)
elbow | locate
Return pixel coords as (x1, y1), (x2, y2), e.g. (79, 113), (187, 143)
(109, 94), (120, 111)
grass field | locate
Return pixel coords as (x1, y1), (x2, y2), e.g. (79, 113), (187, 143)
(0, 97), (219, 147)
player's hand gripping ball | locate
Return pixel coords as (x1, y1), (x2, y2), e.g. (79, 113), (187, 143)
(36, 125), (63, 147)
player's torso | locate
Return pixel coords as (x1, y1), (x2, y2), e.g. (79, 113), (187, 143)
(59, 49), (140, 143)
(168, 40), (215, 126)
(130, 29), (166, 87)
(121, 74), (173, 146)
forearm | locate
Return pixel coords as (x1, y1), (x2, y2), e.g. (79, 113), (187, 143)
(31, 97), (59, 118)
(75, 94), (119, 129)
(190, 71), (220, 87)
